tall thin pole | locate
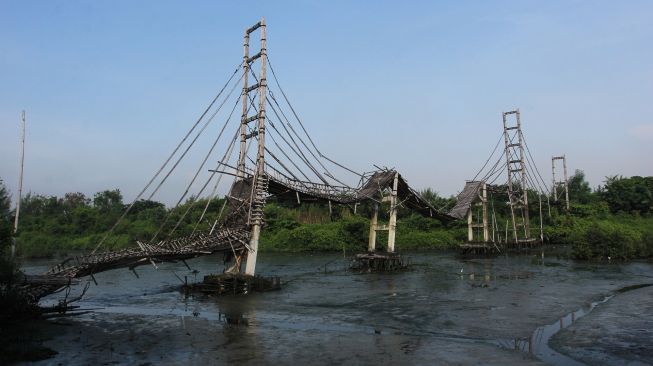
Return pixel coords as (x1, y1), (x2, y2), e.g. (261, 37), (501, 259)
(516, 112), (530, 239)
(12, 110), (26, 258)
(237, 28), (251, 178)
(563, 154), (569, 211)
(245, 17), (267, 276)
(482, 182), (489, 242)
(551, 156), (557, 201)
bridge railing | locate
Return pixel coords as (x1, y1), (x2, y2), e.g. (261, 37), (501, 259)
(264, 168), (359, 203)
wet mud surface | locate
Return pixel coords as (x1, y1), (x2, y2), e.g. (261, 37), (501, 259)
(15, 252), (653, 365)
(550, 285), (653, 366)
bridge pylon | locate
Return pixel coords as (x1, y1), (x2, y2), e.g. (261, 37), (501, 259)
(368, 172), (399, 253)
(235, 18), (268, 276)
(466, 181), (489, 243)
(502, 110), (533, 245)
(551, 155), (570, 211)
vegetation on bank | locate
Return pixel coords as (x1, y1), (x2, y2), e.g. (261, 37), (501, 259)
(1, 180), (40, 322)
(9, 186), (464, 257)
(544, 173), (653, 260)
(1, 171), (652, 261)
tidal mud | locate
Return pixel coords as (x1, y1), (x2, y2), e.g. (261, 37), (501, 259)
(14, 253), (653, 365)
(550, 284), (653, 366)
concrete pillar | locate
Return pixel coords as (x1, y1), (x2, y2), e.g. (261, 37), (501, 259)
(467, 208), (473, 242)
(368, 203), (378, 252)
(245, 224), (260, 275)
(387, 173), (399, 253)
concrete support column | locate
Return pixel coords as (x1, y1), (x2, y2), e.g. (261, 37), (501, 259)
(368, 203), (378, 252)
(482, 183), (489, 242)
(387, 173), (399, 253)
(245, 224), (261, 275)
(467, 208), (473, 242)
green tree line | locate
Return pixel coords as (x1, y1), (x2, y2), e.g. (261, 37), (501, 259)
(544, 171), (653, 259)
(2, 171), (653, 260)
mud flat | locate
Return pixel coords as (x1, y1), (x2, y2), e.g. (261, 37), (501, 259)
(550, 284), (653, 366)
(13, 253), (653, 365)
(24, 312), (546, 366)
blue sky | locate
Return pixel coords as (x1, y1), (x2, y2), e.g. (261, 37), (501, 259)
(1, 1), (652, 205)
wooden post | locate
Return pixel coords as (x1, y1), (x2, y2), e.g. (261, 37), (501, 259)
(482, 182), (489, 242)
(12, 111), (26, 258)
(538, 193), (544, 243)
(551, 156), (557, 202)
(368, 203), (378, 252)
(516, 112), (530, 239)
(387, 172), (399, 253)
(563, 154), (569, 211)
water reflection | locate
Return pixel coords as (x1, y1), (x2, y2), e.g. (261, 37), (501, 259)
(495, 295), (613, 366)
(219, 311), (249, 326)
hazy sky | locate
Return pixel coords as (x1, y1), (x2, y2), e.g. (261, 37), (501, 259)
(1, 1), (652, 206)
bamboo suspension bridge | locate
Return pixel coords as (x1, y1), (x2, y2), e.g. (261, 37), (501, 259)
(18, 19), (562, 305)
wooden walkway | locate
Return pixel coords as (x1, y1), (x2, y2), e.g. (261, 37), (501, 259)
(19, 227), (250, 302)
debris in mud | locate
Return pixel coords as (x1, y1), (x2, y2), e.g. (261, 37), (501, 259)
(349, 252), (411, 272)
(183, 273), (281, 296)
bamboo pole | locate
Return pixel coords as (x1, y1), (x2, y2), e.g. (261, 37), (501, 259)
(563, 154), (569, 211)
(482, 182), (489, 242)
(12, 111), (26, 258)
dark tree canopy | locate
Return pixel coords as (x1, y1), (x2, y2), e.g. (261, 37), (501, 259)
(0, 180), (12, 250)
(93, 189), (124, 212)
(601, 175), (653, 214)
(568, 170), (593, 204)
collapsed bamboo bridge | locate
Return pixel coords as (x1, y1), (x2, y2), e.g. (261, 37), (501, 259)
(18, 19), (561, 304)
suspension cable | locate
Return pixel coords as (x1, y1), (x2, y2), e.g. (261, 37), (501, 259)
(170, 127), (240, 238)
(192, 127), (240, 235)
(152, 94), (241, 241)
(247, 69), (330, 184)
(267, 57), (362, 177)
(90, 64), (242, 255)
(472, 132), (504, 182)
(521, 131), (551, 195)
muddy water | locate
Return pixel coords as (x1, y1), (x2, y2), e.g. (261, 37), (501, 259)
(22, 252), (653, 365)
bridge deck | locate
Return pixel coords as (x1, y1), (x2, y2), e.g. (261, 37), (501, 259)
(266, 169), (454, 221)
(20, 227), (250, 302)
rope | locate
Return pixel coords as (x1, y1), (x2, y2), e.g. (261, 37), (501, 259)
(247, 69), (330, 184)
(521, 131), (551, 195)
(245, 89), (326, 184)
(90, 64), (242, 255)
(267, 57), (362, 177)
(192, 127), (240, 234)
(472, 132), (504, 183)
(172, 127), (240, 237)
(153, 94), (241, 241)
(146, 71), (245, 201)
